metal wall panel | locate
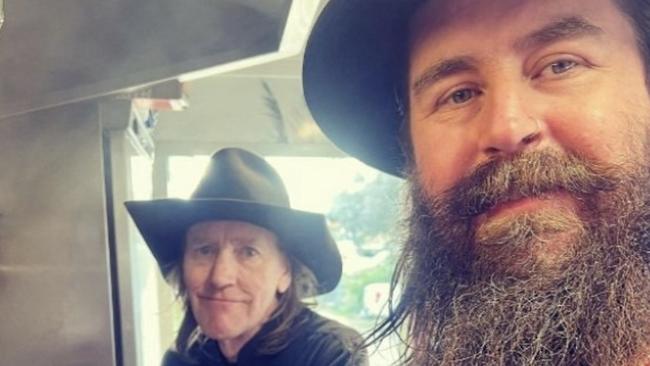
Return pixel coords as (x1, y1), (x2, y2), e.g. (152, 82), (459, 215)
(0, 0), (292, 119)
(0, 102), (116, 366)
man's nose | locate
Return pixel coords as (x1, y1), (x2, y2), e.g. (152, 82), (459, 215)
(478, 87), (542, 157)
(207, 250), (237, 289)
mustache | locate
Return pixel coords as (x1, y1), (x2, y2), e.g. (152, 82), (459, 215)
(441, 150), (621, 218)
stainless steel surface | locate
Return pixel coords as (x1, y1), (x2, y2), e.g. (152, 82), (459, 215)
(0, 102), (116, 366)
(0, 0), (292, 119)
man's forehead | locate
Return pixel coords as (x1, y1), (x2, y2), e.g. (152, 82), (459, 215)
(410, 0), (526, 34)
(409, 0), (616, 41)
(405, 0), (634, 74)
(187, 220), (276, 240)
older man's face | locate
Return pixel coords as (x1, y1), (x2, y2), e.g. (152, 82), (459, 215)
(183, 220), (291, 357)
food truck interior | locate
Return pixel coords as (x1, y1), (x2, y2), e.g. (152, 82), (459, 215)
(0, 1), (402, 365)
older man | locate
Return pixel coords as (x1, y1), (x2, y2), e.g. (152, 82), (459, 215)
(126, 148), (366, 366)
(303, 0), (650, 365)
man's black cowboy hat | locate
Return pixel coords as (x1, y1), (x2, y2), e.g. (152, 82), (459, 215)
(303, 0), (425, 177)
(125, 148), (342, 295)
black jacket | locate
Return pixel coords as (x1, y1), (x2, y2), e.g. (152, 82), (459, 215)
(162, 308), (368, 366)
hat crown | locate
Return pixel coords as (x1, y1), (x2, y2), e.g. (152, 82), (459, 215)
(191, 148), (290, 207)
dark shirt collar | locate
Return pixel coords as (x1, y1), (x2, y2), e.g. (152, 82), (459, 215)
(193, 309), (299, 365)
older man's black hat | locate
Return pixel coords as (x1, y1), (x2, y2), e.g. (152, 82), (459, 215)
(126, 148), (342, 295)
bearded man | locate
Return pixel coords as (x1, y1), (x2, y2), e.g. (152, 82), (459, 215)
(302, 0), (650, 365)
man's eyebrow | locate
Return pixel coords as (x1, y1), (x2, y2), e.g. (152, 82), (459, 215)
(409, 17), (603, 97)
(514, 16), (604, 52)
(411, 56), (477, 97)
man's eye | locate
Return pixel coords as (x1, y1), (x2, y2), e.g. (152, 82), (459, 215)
(241, 246), (259, 258)
(535, 58), (582, 79)
(439, 88), (481, 107)
(549, 60), (577, 74)
(195, 245), (215, 256)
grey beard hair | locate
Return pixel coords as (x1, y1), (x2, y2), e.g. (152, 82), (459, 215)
(392, 149), (650, 366)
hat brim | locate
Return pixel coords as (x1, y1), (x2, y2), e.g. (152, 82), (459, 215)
(303, 0), (424, 177)
(125, 199), (342, 295)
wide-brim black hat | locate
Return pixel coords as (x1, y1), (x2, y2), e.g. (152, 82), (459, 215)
(125, 148), (342, 295)
(303, 0), (425, 177)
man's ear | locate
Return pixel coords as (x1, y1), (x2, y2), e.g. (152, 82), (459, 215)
(277, 267), (292, 294)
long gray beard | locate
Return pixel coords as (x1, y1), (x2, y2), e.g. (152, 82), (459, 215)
(398, 150), (650, 366)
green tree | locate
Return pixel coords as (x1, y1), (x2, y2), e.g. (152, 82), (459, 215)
(319, 173), (404, 319)
(328, 173), (403, 255)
